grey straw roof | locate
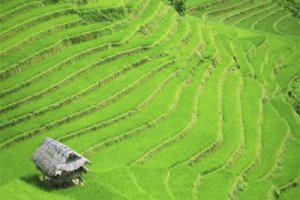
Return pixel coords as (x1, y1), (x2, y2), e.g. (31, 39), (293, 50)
(32, 137), (91, 177)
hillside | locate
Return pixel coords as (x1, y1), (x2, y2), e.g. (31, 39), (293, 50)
(0, 0), (299, 199)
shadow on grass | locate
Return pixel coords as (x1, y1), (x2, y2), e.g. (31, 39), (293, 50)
(20, 174), (75, 191)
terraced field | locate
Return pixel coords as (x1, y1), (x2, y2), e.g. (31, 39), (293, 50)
(188, 0), (300, 36)
(0, 0), (299, 199)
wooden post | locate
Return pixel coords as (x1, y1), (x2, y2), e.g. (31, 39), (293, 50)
(78, 175), (84, 185)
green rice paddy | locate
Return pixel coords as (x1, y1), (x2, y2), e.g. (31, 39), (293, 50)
(0, 0), (299, 199)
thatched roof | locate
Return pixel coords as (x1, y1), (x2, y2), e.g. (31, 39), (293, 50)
(32, 137), (91, 177)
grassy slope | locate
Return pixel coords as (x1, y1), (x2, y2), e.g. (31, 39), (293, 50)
(0, 0), (299, 199)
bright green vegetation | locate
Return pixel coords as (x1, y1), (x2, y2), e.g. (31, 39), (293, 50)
(188, 0), (300, 36)
(0, 0), (299, 199)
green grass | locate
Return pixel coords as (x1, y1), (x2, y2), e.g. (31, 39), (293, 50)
(0, 14), (81, 52)
(0, 3), (76, 34)
(196, 170), (236, 200)
(278, 186), (300, 200)
(0, 0), (39, 14)
(248, 103), (288, 179)
(223, 1), (275, 25)
(0, 179), (72, 200)
(230, 77), (263, 173)
(0, 0), (299, 199)
(239, 180), (274, 200)
(254, 9), (286, 35)
(276, 16), (300, 36)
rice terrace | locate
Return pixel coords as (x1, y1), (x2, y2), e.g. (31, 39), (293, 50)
(0, 0), (299, 199)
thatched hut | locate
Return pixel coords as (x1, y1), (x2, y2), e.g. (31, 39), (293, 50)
(32, 137), (91, 186)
